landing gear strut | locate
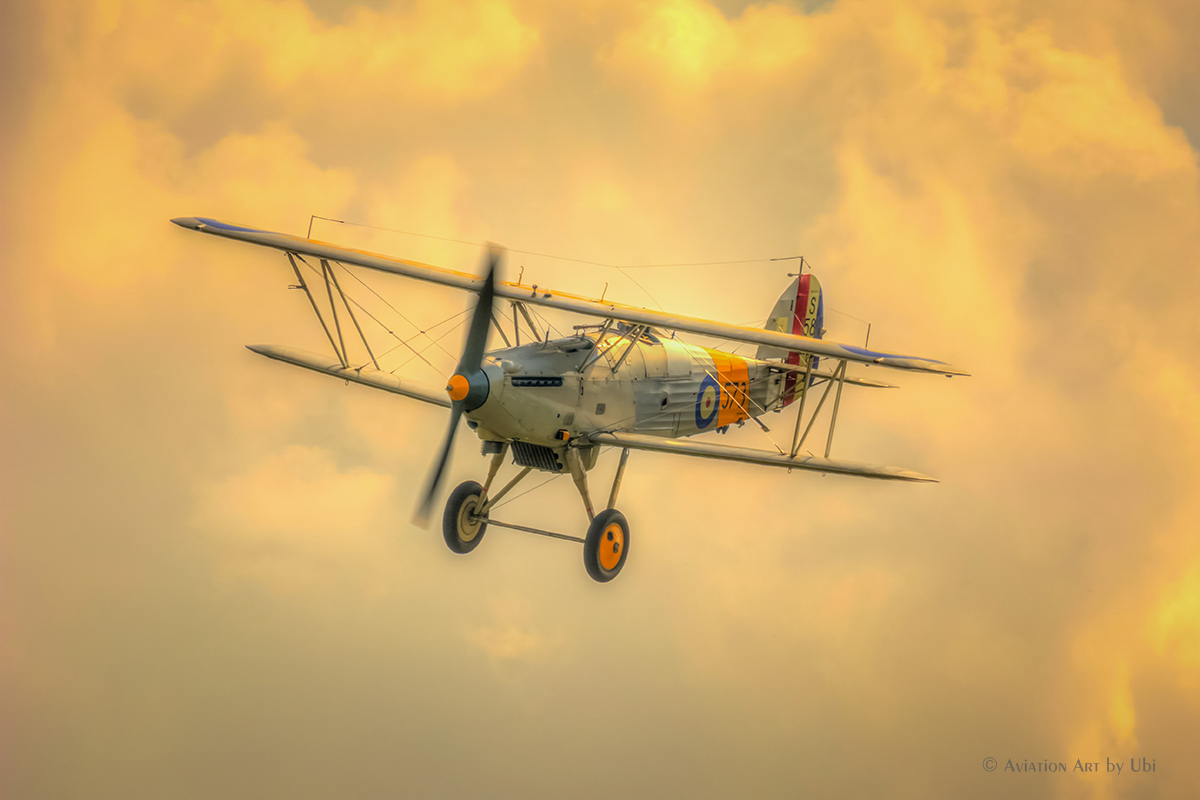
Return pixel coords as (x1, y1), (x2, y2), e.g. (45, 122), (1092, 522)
(439, 445), (635, 583)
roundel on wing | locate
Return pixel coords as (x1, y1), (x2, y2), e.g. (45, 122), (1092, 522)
(695, 374), (720, 429)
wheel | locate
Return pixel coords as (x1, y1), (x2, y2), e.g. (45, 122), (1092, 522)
(584, 508), (629, 583)
(443, 480), (487, 554)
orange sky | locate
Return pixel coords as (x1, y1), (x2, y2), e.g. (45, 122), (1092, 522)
(3, 1), (1200, 798)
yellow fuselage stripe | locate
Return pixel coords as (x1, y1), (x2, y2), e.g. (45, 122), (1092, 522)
(703, 348), (750, 426)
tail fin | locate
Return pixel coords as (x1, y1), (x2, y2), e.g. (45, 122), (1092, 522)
(756, 273), (824, 406)
(755, 273), (824, 357)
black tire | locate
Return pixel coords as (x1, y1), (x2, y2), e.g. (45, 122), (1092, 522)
(443, 480), (487, 554)
(584, 508), (629, 583)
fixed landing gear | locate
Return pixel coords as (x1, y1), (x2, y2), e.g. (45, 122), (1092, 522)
(438, 444), (634, 583)
(584, 508), (629, 582)
(443, 480), (487, 553)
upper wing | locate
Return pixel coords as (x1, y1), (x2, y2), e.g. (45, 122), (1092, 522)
(173, 216), (969, 377)
(588, 431), (936, 482)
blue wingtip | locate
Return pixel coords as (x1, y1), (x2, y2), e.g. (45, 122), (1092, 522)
(171, 216), (269, 234)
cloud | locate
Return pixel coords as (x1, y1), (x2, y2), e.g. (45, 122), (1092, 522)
(195, 445), (392, 541)
(62, 0), (539, 108)
(468, 595), (562, 665)
(602, 0), (816, 96)
(5, 0), (1200, 797)
(1154, 561), (1200, 692)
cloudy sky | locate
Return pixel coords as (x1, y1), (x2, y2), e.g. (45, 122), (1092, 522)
(3, 1), (1199, 797)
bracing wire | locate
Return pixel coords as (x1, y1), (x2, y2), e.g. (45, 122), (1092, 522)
(368, 307), (472, 371)
(333, 259), (459, 363)
(527, 305), (564, 341)
(293, 255), (455, 376)
(391, 310), (473, 373)
(490, 473), (563, 511)
(307, 216), (807, 313)
(308, 215), (802, 270)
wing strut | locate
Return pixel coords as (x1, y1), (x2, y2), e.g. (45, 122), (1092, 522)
(489, 311), (512, 347)
(610, 325), (645, 374)
(580, 320), (615, 372)
(788, 356), (815, 458)
(322, 259), (380, 370)
(286, 253), (381, 371)
(512, 301), (542, 343)
(287, 253), (346, 368)
(825, 360), (848, 458)
(320, 259), (350, 367)
(788, 359), (848, 459)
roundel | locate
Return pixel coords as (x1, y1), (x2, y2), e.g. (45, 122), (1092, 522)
(695, 374), (720, 429)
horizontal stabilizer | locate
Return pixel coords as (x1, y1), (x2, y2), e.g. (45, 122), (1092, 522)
(587, 431), (936, 482)
(247, 345), (450, 408)
(766, 362), (896, 388)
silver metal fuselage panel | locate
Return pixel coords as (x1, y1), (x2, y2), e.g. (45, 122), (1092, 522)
(465, 331), (783, 469)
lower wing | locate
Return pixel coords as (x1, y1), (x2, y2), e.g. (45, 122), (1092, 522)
(247, 344), (450, 408)
(587, 430), (936, 482)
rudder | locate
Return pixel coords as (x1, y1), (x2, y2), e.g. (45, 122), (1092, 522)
(755, 273), (824, 406)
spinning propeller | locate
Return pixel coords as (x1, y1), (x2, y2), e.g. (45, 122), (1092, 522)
(413, 250), (499, 527)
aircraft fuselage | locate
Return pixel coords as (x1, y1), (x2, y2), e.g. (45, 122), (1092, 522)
(467, 328), (785, 470)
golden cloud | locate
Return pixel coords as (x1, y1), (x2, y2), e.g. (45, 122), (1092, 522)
(6, 0), (1200, 796)
(49, 0), (539, 109)
(602, 0), (812, 92)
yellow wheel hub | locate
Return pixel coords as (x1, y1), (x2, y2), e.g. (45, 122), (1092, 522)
(598, 522), (624, 571)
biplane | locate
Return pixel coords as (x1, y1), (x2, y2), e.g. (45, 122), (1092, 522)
(172, 216), (968, 582)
